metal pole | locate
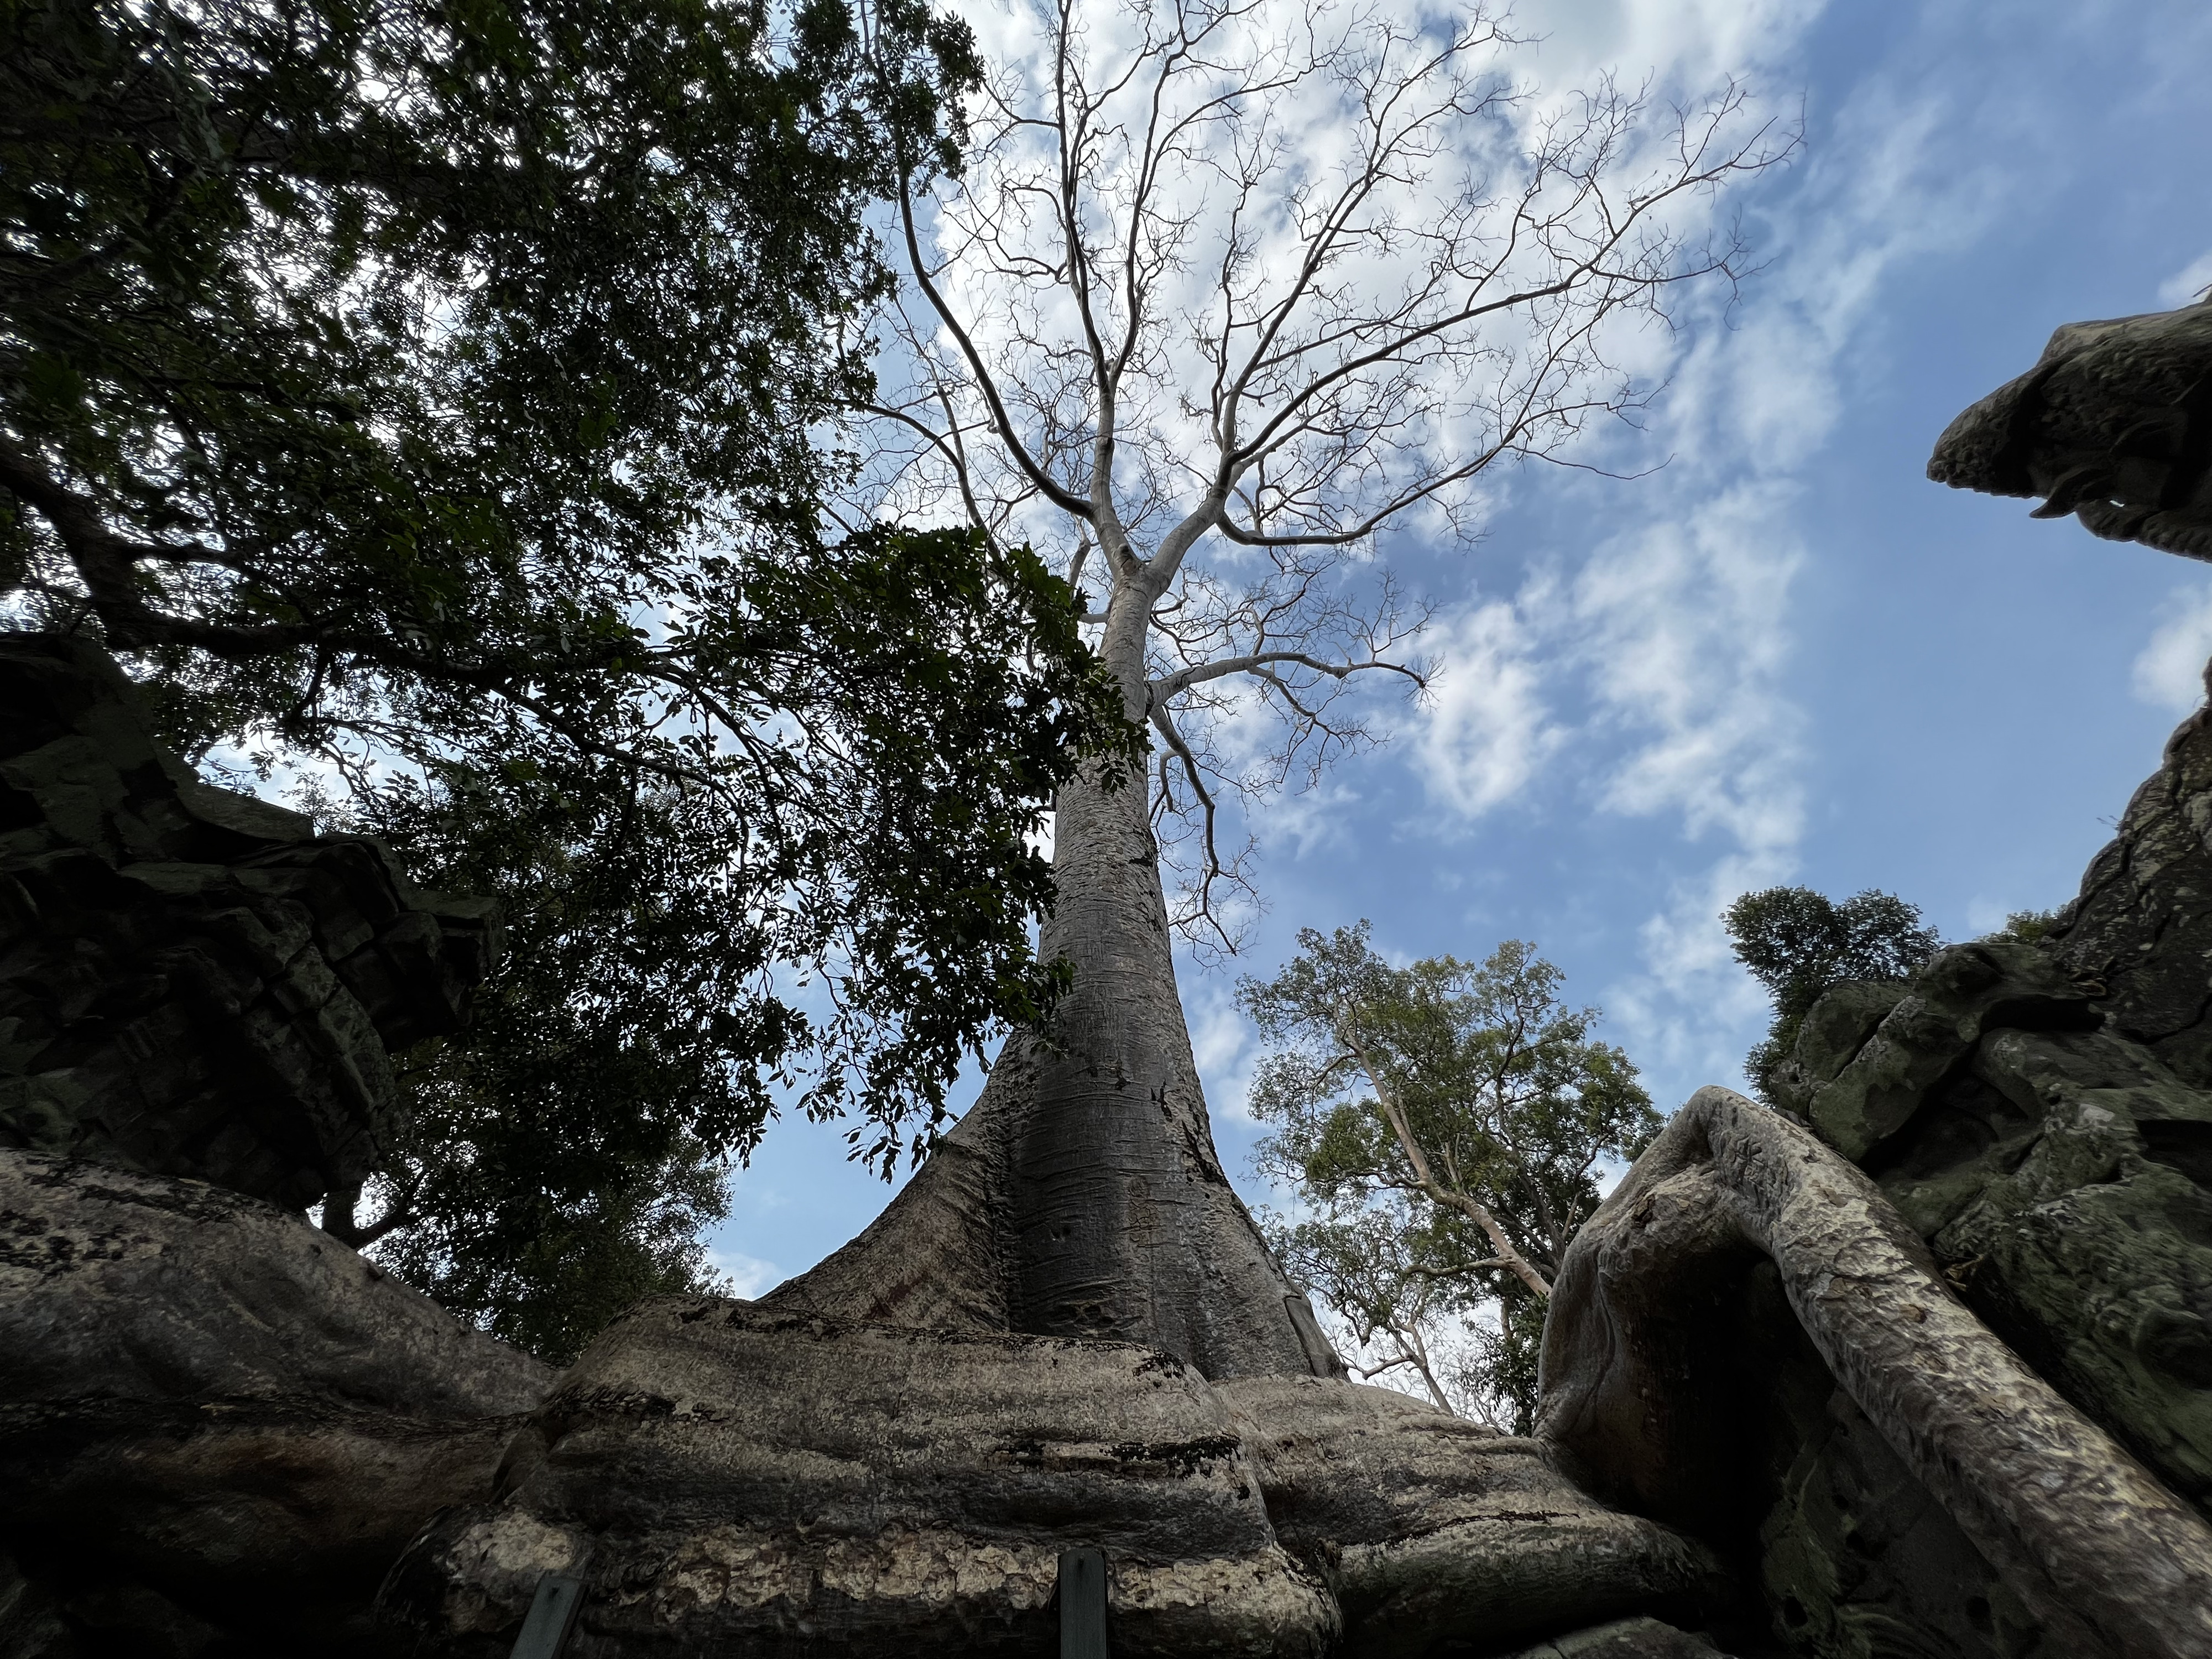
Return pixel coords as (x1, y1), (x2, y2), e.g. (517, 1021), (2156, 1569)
(1058, 1548), (1108, 1659)
(509, 1572), (585, 1659)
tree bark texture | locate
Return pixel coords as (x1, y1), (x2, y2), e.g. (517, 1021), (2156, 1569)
(383, 1297), (1728, 1659)
(1539, 1085), (2212, 1659)
(770, 601), (1334, 1379)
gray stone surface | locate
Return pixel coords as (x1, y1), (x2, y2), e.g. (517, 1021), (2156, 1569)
(1757, 1370), (2062, 1659)
(2046, 679), (2212, 1086)
(0, 1147), (550, 1655)
(1774, 941), (2099, 1163)
(0, 1146), (548, 1414)
(382, 1303), (1729, 1659)
(382, 1299), (1340, 1659)
(1540, 1088), (2212, 1659)
(1213, 1376), (1727, 1659)
(1754, 980), (2212, 1657)
(0, 1549), (79, 1659)
(1504, 1616), (1733, 1658)
(1929, 297), (2212, 557)
(1757, 697), (2212, 1525)
(0, 632), (494, 1207)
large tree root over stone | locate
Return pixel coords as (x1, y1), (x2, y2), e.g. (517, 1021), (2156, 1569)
(0, 1147), (551, 1655)
(17, 615), (2212, 1658)
(1213, 1378), (1728, 1659)
(380, 1301), (1731, 1659)
(1538, 1086), (2212, 1659)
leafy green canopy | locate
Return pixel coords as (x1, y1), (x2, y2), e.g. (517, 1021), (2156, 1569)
(3, 0), (1132, 1353)
(1242, 924), (1658, 1430)
(322, 529), (1112, 1357)
(1723, 886), (1941, 1103)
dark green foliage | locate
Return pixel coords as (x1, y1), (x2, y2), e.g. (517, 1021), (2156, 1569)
(1484, 1288), (1547, 1431)
(1996, 907), (2060, 943)
(1724, 886), (1941, 1104)
(2, 0), (977, 680)
(362, 1120), (732, 1366)
(1242, 924), (1660, 1430)
(4, 0), (1134, 1351)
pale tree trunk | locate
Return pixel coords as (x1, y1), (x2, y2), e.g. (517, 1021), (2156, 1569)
(767, 598), (1339, 1380)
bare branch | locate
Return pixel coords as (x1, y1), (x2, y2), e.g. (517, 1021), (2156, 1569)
(854, 0), (1790, 940)
(1149, 647), (1426, 703)
(1149, 697), (1237, 953)
(891, 163), (1094, 523)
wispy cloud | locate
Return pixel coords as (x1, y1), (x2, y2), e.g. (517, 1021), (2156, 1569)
(1187, 979), (1263, 1123)
(707, 1249), (783, 1300)
(1572, 488), (1806, 852)
(1395, 0), (2038, 1102)
(1417, 597), (1564, 820)
(2158, 250), (2212, 308)
(2133, 582), (2212, 713)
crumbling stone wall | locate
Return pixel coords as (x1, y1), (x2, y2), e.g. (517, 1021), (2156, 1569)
(0, 633), (536, 1658)
(0, 632), (493, 1208)
(1662, 700), (2212, 1656)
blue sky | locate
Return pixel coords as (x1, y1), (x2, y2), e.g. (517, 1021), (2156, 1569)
(707, 0), (2212, 1295)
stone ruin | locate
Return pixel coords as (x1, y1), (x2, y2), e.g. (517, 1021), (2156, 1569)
(5, 300), (2212, 1658)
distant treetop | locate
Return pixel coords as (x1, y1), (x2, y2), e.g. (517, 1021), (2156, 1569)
(1724, 886), (1942, 1104)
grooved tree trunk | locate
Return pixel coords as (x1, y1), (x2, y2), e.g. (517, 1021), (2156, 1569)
(767, 604), (1338, 1380)
(801, 0), (1783, 1391)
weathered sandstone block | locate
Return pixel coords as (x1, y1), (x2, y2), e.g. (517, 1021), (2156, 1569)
(0, 632), (494, 1208)
(0, 1146), (549, 1653)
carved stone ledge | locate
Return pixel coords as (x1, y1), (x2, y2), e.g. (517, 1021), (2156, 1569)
(0, 632), (494, 1207)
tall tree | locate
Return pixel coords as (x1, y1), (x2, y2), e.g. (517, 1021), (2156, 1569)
(1243, 924), (1658, 1427)
(2, 0), (1130, 1345)
(1723, 886), (1940, 1104)
(766, 0), (1787, 1373)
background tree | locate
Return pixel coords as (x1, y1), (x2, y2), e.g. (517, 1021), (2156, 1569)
(1263, 1199), (1470, 1414)
(1724, 886), (1941, 1104)
(1243, 924), (1659, 1428)
(765, 0), (1790, 1375)
(2, 0), (1132, 1353)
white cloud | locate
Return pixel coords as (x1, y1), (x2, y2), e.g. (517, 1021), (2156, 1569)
(1417, 598), (1564, 820)
(1602, 849), (1791, 1097)
(1187, 981), (1261, 1121)
(2159, 249), (2212, 308)
(1406, 5), (1976, 847)
(1513, 0), (1829, 115)
(2132, 584), (2212, 713)
(1472, 6), (2000, 1105)
(1572, 488), (1806, 856)
(1254, 781), (1366, 861)
(1964, 896), (2015, 936)
(707, 1250), (783, 1300)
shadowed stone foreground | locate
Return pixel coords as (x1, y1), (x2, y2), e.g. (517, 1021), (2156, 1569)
(377, 1305), (1728, 1658)
(0, 1146), (550, 1655)
(14, 293), (2212, 1659)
